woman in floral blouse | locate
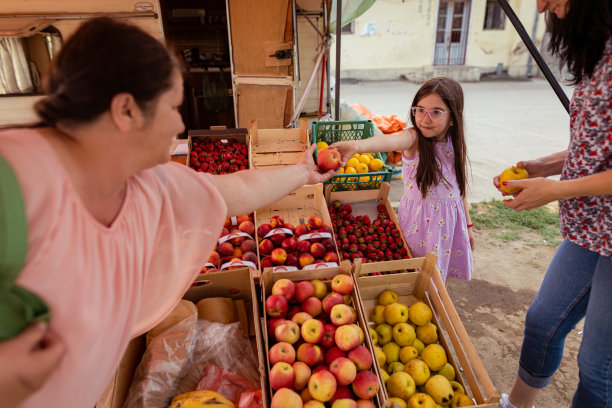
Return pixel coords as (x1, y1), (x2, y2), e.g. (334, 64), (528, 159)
(493, 0), (611, 407)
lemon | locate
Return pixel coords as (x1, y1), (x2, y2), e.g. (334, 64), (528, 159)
(345, 166), (357, 174)
(356, 163), (369, 173)
(346, 158), (359, 169)
(369, 158), (384, 172)
(338, 167), (345, 174)
(364, 153), (375, 161)
(359, 176), (370, 182)
(316, 141), (329, 151)
(353, 153), (361, 159)
(358, 154), (371, 166)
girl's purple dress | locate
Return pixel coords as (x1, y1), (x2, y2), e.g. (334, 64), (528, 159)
(398, 137), (473, 282)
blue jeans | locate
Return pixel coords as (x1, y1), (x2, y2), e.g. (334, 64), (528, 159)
(518, 240), (612, 407)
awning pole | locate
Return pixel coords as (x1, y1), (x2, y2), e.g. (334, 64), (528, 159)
(334, 0), (341, 120)
(497, 0), (570, 113)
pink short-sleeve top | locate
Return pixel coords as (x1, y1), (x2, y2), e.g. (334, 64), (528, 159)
(0, 128), (226, 408)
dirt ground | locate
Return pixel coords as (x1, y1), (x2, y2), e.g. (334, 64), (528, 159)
(446, 229), (583, 407)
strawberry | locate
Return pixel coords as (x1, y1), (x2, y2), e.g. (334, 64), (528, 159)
(362, 215), (371, 225)
(377, 204), (386, 212)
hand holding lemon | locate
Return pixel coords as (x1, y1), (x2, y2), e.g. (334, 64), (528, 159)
(499, 166), (529, 194)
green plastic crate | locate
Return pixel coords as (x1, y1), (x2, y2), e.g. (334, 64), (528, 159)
(311, 120), (393, 191)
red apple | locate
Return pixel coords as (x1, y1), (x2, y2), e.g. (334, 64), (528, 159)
(332, 386), (355, 403)
(269, 342), (296, 365)
(329, 357), (357, 386)
(322, 292), (345, 314)
(271, 278), (296, 301)
(297, 343), (324, 366)
(347, 345), (373, 371)
(330, 304), (355, 326)
(321, 324), (337, 348)
(301, 318), (324, 344)
(265, 294), (288, 318)
(325, 346), (347, 366)
(331, 274), (355, 295)
(269, 362), (295, 390)
(292, 312), (314, 325)
(351, 370), (379, 400)
(261, 256), (273, 268)
(302, 296), (323, 317)
(308, 369), (337, 403)
(275, 321), (301, 344)
(267, 318), (288, 337)
(293, 361), (312, 391)
(317, 147), (342, 172)
(271, 388), (302, 408)
(295, 281), (316, 302)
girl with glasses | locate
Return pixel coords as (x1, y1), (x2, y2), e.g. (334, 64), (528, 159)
(332, 77), (473, 283)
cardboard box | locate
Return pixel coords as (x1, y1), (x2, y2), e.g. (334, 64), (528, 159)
(96, 268), (267, 408)
(187, 126), (250, 173)
(261, 263), (388, 407)
(353, 253), (500, 407)
(249, 118), (309, 169)
(255, 184), (340, 275)
(325, 182), (412, 267)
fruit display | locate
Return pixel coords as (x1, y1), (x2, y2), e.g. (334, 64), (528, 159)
(327, 200), (409, 267)
(257, 215), (340, 271)
(264, 273), (383, 407)
(197, 214), (258, 280)
(366, 290), (473, 408)
(189, 137), (249, 174)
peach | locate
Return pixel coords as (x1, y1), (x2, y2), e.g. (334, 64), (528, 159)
(308, 369), (337, 403)
(322, 292), (345, 314)
(302, 296), (323, 317)
(275, 320), (300, 344)
(286, 253), (299, 267)
(265, 294), (288, 318)
(308, 215), (325, 230)
(323, 251), (340, 264)
(269, 361), (295, 390)
(207, 250), (221, 266)
(295, 281), (316, 302)
(335, 324), (361, 351)
(295, 224), (311, 237)
(218, 241), (234, 257)
(281, 236), (298, 253)
(331, 274), (355, 295)
(257, 223), (272, 238)
(297, 343), (324, 366)
(347, 345), (373, 371)
(352, 370), (379, 400)
(292, 312), (313, 325)
(301, 319), (324, 344)
(330, 304), (355, 326)
(260, 256), (273, 269)
(293, 361), (312, 391)
(271, 388), (302, 408)
(270, 247), (288, 265)
(236, 214), (252, 224)
(238, 220), (255, 236)
(232, 247), (243, 258)
(325, 346), (347, 366)
(329, 357), (357, 386)
(241, 251), (258, 264)
(259, 238), (274, 255)
(298, 253), (315, 268)
(240, 239), (257, 253)
(310, 242), (327, 258)
(270, 215), (284, 228)
(269, 341), (296, 365)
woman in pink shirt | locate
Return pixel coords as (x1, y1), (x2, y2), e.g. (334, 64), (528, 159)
(0, 17), (336, 407)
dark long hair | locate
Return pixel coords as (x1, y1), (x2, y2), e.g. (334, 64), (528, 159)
(35, 17), (180, 126)
(547, 0), (611, 84)
(410, 77), (468, 199)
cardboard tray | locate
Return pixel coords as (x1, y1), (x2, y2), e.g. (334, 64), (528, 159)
(353, 253), (500, 407)
(187, 126), (250, 172)
(324, 182), (412, 267)
(96, 268), (267, 408)
(255, 184), (340, 275)
(261, 263), (389, 407)
(249, 118), (309, 169)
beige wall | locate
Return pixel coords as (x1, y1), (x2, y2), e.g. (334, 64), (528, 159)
(332, 0), (547, 81)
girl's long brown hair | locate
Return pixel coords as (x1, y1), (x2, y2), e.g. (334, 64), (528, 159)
(409, 77), (468, 199)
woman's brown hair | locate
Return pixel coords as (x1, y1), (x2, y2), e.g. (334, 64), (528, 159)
(409, 77), (468, 199)
(35, 17), (179, 126)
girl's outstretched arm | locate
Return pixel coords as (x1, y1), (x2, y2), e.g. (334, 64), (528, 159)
(331, 128), (417, 166)
(463, 195), (475, 250)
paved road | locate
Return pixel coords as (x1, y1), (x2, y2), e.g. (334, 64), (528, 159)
(339, 79), (574, 203)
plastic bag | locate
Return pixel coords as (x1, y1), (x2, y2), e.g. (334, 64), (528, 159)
(123, 315), (198, 408)
(175, 320), (261, 396)
(195, 365), (261, 407)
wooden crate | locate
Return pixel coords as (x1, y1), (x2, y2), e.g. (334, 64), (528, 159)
(187, 126), (250, 172)
(249, 118), (309, 169)
(261, 263), (388, 407)
(169, 138), (188, 165)
(325, 182), (412, 267)
(255, 184), (340, 274)
(353, 253), (500, 408)
(97, 268), (267, 408)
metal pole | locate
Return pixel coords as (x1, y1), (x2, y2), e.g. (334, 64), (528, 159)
(497, 0), (569, 113)
(335, 0), (341, 120)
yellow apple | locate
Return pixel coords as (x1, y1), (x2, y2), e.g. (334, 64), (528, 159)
(383, 341), (401, 364)
(374, 345), (386, 367)
(304, 400), (325, 408)
(308, 370), (337, 402)
(388, 361), (405, 374)
(409, 302), (432, 326)
(310, 279), (327, 299)
(451, 393), (475, 407)
(437, 363), (456, 382)
(387, 371), (416, 400)
(378, 289), (399, 306)
(385, 303), (409, 325)
(416, 322), (438, 345)
(399, 345), (419, 363)
(370, 304), (386, 324)
(411, 338), (426, 355)
(425, 375), (454, 405)
(404, 359), (431, 386)
(393, 322), (417, 346)
(407, 392), (437, 408)
(376, 323), (393, 345)
(369, 327), (378, 345)
(421, 344), (447, 371)
(499, 166), (529, 194)
(449, 380), (464, 395)
(271, 388), (303, 408)
(389, 397), (408, 408)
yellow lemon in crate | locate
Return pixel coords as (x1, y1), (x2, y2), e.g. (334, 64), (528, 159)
(338, 167), (345, 174)
(356, 162), (369, 173)
(359, 176), (370, 182)
(369, 158), (384, 172)
(358, 154), (371, 166)
(316, 141), (329, 151)
(346, 158), (359, 169)
(364, 152), (375, 161)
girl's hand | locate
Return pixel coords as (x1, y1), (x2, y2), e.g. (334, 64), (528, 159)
(0, 322), (65, 407)
(468, 228), (475, 250)
(299, 143), (338, 185)
(493, 159), (543, 196)
(502, 177), (559, 211)
(329, 141), (358, 167)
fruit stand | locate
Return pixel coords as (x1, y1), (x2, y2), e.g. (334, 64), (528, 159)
(98, 120), (499, 408)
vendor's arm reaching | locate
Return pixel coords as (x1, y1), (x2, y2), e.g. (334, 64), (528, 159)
(331, 129), (417, 166)
(213, 143), (336, 217)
